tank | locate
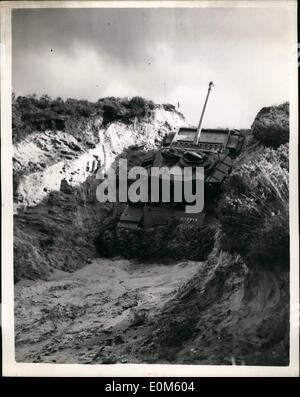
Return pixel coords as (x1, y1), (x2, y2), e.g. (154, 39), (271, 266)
(117, 126), (245, 230)
(96, 83), (245, 260)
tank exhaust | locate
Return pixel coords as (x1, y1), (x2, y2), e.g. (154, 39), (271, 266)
(193, 81), (214, 145)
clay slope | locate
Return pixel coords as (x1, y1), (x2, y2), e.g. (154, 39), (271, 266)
(14, 107), (186, 281)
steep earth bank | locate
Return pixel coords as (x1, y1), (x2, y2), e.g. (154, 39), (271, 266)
(14, 107), (186, 281)
(14, 102), (289, 366)
(14, 107), (185, 208)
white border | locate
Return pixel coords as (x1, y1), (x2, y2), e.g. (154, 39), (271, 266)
(1, 0), (299, 377)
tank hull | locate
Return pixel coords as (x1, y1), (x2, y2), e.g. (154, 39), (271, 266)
(117, 127), (244, 230)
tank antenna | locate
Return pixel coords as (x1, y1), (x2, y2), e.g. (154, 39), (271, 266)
(193, 81), (214, 145)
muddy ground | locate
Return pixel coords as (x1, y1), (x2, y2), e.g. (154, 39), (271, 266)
(15, 258), (202, 363)
(15, 252), (289, 365)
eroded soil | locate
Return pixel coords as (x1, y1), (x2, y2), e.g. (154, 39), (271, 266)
(15, 258), (202, 364)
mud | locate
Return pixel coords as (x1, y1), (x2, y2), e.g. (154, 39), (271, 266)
(15, 258), (202, 363)
(15, 252), (289, 365)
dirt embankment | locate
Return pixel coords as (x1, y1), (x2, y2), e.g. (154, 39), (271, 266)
(14, 102), (290, 366)
(14, 107), (186, 281)
(14, 107), (185, 209)
(141, 251), (289, 365)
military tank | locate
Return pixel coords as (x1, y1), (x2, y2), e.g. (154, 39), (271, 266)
(117, 82), (244, 230)
(96, 82), (244, 261)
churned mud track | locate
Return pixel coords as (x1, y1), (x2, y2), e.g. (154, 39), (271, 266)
(15, 254), (289, 365)
(15, 258), (202, 363)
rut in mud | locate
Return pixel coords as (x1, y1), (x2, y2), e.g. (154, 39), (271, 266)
(15, 259), (202, 364)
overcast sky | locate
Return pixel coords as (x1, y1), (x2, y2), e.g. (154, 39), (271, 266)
(12, 6), (292, 128)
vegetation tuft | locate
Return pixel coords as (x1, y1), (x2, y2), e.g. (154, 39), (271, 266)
(252, 102), (289, 148)
(12, 93), (161, 143)
(218, 142), (289, 268)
